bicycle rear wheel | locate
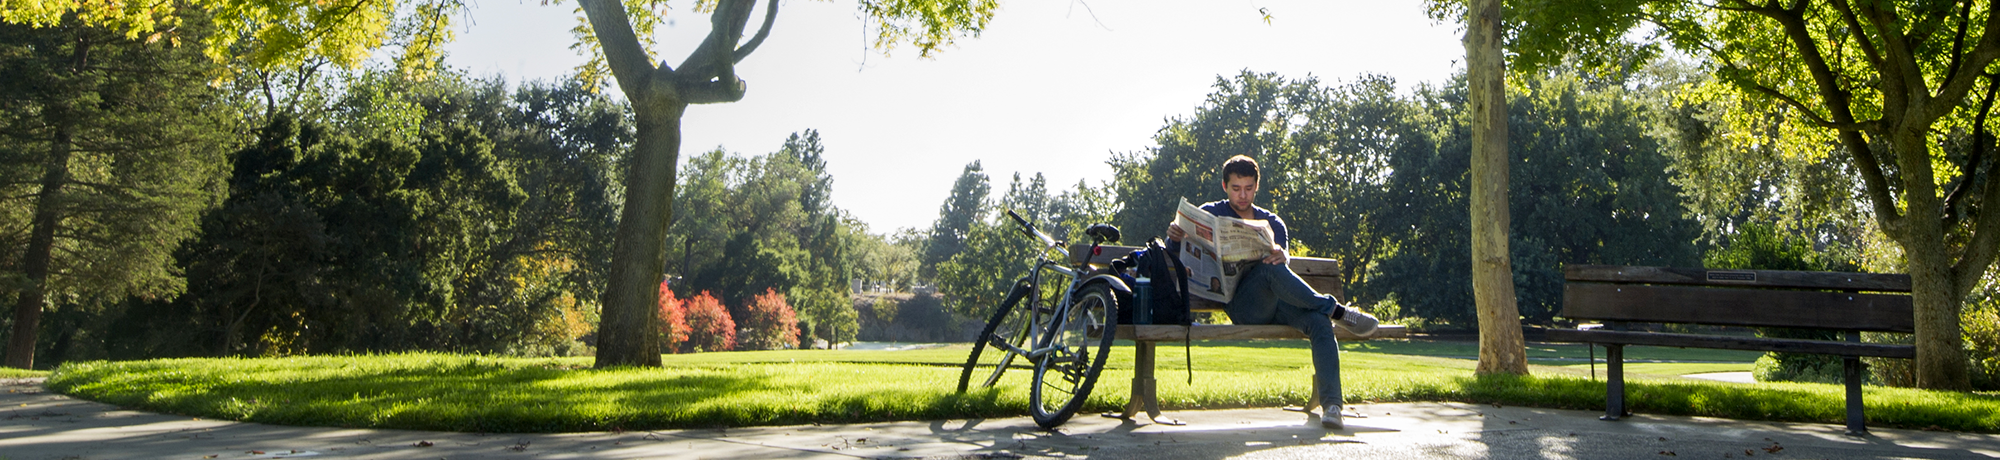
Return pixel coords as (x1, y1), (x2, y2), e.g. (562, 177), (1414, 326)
(958, 277), (1039, 393)
(1029, 281), (1121, 429)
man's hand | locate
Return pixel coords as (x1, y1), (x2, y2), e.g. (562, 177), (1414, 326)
(1166, 222), (1186, 242)
(1263, 246), (1288, 265)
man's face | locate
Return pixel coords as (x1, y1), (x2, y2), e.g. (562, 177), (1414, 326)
(1224, 174), (1258, 213)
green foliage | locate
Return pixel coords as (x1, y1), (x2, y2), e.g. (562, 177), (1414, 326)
(852, 227), (923, 292)
(89, 74), (628, 361)
(669, 130), (860, 347)
(0, 13), (237, 368)
(1703, 222), (1853, 272)
(933, 173), (1118, 319)
(922, 161), (990, 279)
(857, 0), (999, 58)
(1107, 70), (1699, 328)
(1374, 70), (1702, 327)
(1705, 221), (1866, 385)
(1424, 0), (1658, 77)
(0, 367), (44, 378)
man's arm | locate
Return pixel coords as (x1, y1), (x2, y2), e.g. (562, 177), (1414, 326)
(1263, 212), (1289, 265)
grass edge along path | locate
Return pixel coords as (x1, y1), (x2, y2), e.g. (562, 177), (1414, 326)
(40, 345), (2000, 434)
(0, 368), (48, 379)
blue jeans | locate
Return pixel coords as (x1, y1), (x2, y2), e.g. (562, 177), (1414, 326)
(1225, 262), (1348, 413)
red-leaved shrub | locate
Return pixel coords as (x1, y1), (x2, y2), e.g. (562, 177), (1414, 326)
(683, 291), (736, 352)
(658, 280), (689, 353)
(738, 288), (801, 350)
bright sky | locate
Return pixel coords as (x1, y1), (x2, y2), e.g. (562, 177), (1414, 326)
(442, 0), (1466, 233)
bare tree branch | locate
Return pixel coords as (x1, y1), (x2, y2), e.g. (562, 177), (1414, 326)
(733, 0), (780, 63)
(1943, 0), (1974, 80)
(577, 0), (664, 97)
(1944, 74), (1998, 220)
(1830, 0), (1885, 69)
(1924, 0), (2000, 122)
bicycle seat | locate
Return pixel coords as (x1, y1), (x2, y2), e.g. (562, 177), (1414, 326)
(1085, 223), (1120, 244)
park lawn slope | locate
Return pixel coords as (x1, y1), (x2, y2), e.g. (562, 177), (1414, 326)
(45, 342), (2000, 433)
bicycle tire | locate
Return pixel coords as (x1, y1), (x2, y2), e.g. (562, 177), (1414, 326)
(957, 277), (1037, 393)
(1029, 281), (1121, 429)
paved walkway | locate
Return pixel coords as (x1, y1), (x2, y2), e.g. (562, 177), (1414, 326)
(5, 377), (1997, 459)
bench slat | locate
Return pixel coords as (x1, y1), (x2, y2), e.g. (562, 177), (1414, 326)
(1546, 329), (1915, 358)
(1563, 282), (1915, 333)
(1109, 324), (1405, 342)
(1565, 265), (1911, 292)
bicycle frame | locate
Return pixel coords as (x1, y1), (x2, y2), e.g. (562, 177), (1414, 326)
(999, 211), (1118, 363)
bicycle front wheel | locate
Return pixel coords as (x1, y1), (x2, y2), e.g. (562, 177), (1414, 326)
(958, 278), (1038, 393)
(1029, 281), (1121, 429)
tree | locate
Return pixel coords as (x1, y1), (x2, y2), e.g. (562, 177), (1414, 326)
(681, 291), (735, 353)
(668, 132), (862, 348)
(658, 280), (688, 353)
(1110, 72), (1298, 245)
(1455, 0), (1525, 376)
(935, 173), (1116, 318)
(923, 161), (992, 279)
(1372, 69), (1702, 326)
(1525, 0), (2000, 391)
(576, 0), (996, 367)
(6, 0), (998, 368)
(738, 288), (799, 350)
(0, 14), (235, 369)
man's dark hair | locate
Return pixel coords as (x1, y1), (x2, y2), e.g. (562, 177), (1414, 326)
(1221, 155), (1259, 182)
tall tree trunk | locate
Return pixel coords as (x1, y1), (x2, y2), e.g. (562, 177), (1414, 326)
(1893, 130), (1972, 390)
(581, 0), (770, 368)
(5, 125), (73, 370)
(1465, 0), (1527, 376)
(594, 97), (686, 368)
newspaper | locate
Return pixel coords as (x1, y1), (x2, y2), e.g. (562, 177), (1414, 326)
(1172, 198), (1277, 303)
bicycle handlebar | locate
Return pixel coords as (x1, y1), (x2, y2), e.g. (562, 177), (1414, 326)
(1006, 209), (1064, 257)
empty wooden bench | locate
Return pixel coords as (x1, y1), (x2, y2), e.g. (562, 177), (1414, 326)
(1077, 244), (1408, 424)
(1545, 265), (1914, 436)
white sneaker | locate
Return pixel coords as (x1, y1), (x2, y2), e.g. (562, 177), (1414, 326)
(1337, 308), (1379, 337)
(1321, 411), (1344, 429)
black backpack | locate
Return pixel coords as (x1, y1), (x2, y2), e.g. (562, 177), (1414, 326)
(1113, 238), (1191, 325)
(1111, 237), (1197, 383)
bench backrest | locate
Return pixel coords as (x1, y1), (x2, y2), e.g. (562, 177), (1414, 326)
(1562, 265), (1914, 333)
(1073, 244), (1343, 310)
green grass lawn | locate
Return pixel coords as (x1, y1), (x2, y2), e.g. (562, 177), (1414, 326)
(0, 368), (49, 379)
(43, 340), (2000, 434)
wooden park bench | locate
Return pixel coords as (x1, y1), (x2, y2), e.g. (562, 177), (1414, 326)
(1077, 244), (1408, 425)
(1545, 265), (1914, 436)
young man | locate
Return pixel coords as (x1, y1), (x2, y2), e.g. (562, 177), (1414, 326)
(1166, 155), (1379, 429)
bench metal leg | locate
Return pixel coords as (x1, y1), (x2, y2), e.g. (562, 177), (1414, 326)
(1107, 341), (1182, 425)
(1844, 355), (1868, 436)
(1603, 344), (1627, 421)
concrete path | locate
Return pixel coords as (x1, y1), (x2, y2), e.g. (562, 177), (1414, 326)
(5, 377), (1997, 459)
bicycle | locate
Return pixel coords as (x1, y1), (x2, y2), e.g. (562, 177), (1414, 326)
(956, 210), (1128, 429)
